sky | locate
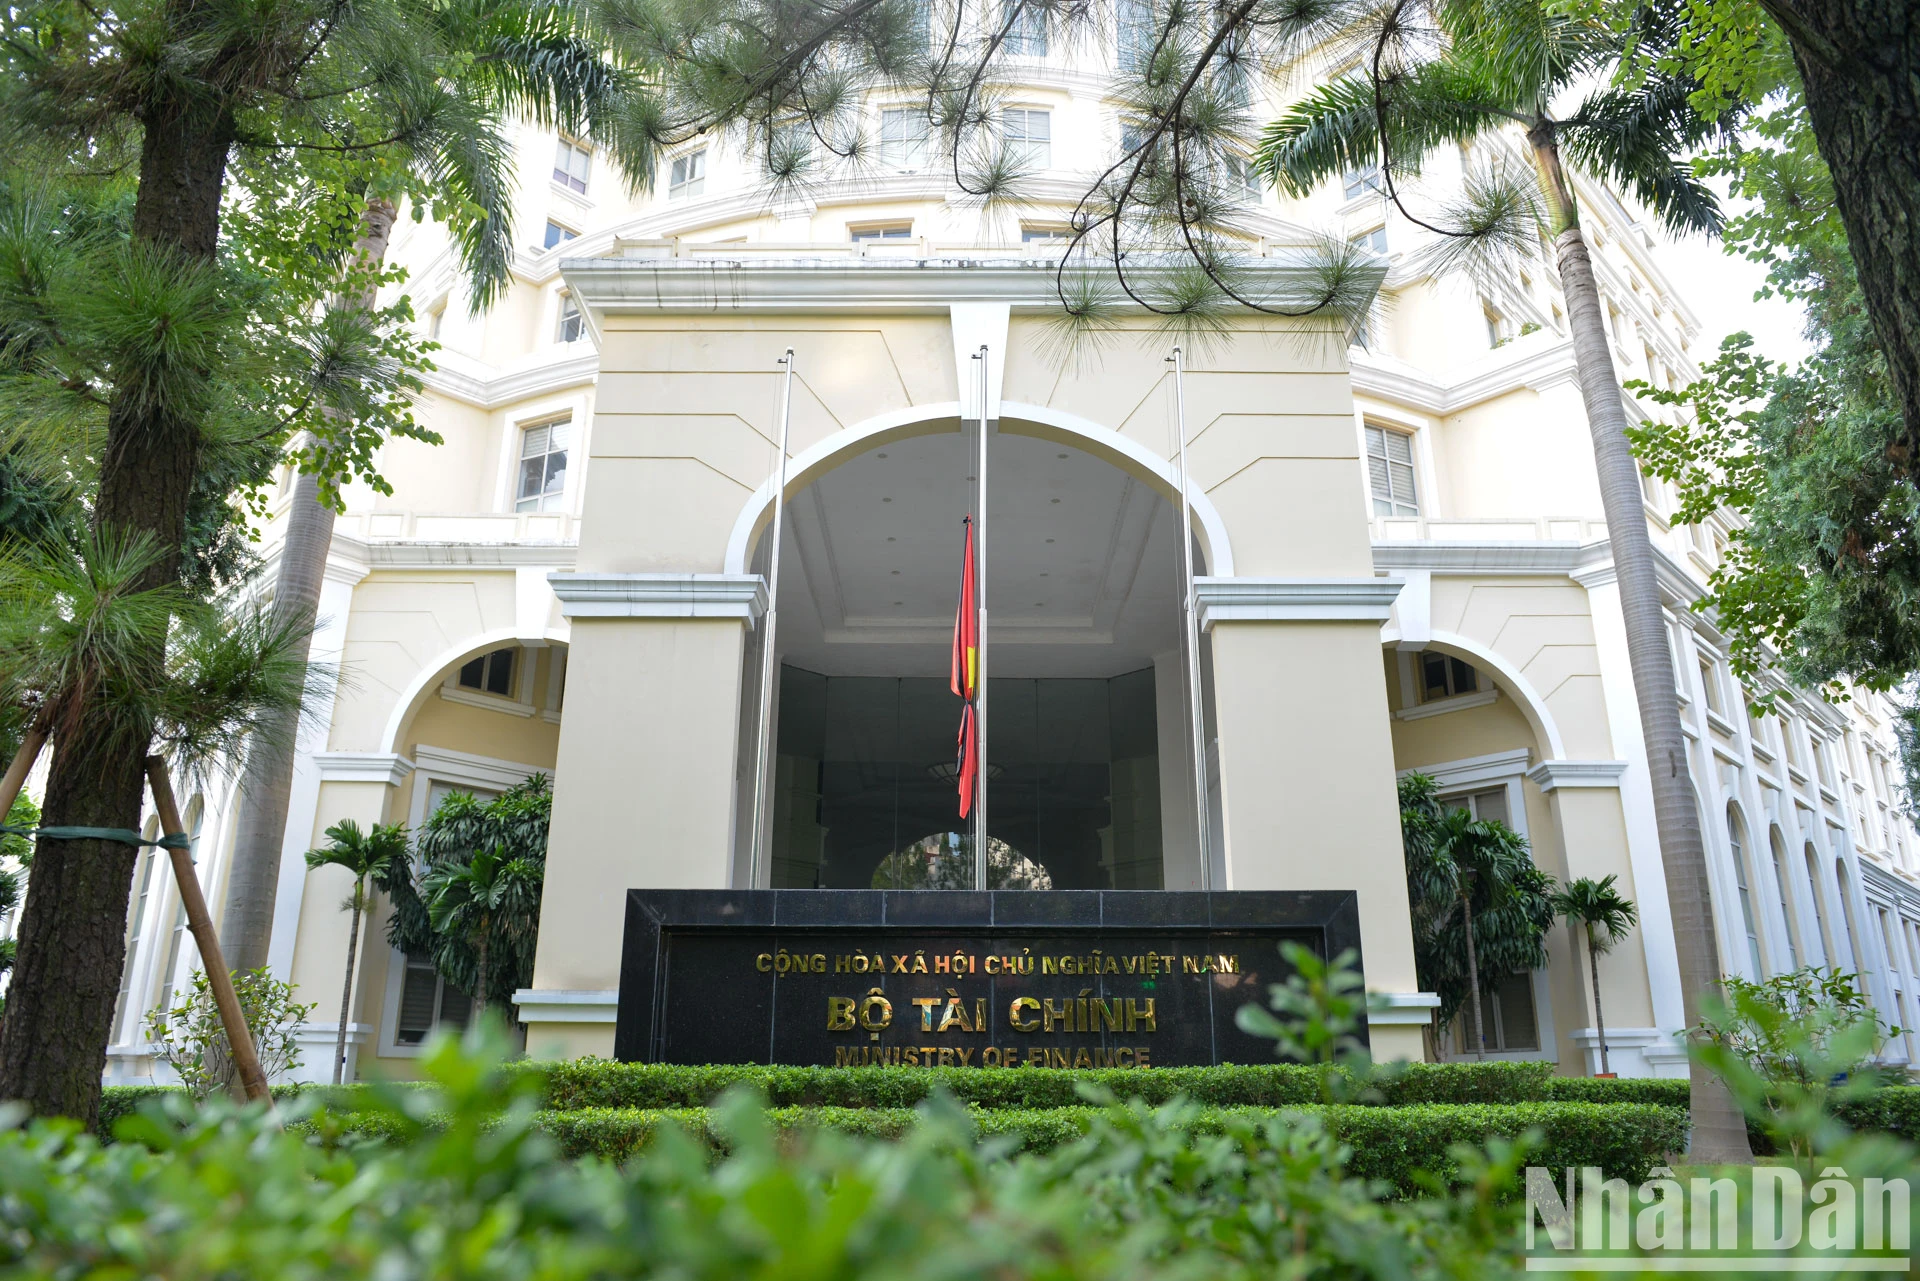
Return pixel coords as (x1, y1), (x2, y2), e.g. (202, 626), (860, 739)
(1644, 179), (1815, 370)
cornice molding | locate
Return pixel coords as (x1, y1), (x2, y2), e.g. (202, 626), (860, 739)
(560, 251), (1376, 319)
(1399, 747), (1532, 792)
(549, 571), (768, 622)
(512, 988), (619, 1024)
(1194, 576), (1404, 628)
(312, 752), (416, 787)
(1367, 991), (1442, 1025)
(1373, 541), (1583, 576)
(421, 349), (599, 409)
(1525, 760), (1629, 793)
(1352, 340), (1586, 415)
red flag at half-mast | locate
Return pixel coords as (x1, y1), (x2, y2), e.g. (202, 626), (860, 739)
(952, 517), (978, 817)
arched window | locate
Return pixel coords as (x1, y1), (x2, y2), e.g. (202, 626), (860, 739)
(114, 817), (164, 1041)
(153, 798), (204, 1019)
(1805, 843), (1836, 967)
(1836, 859), (1870, 981)
(1769, 828), (1800, 969)
(1727, 805), (1763, 975)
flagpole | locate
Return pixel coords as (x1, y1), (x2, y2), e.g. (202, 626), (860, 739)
(1169, 347), (1212, 892)
(973, 345), (990, 892)
(748, 348), (795, 890)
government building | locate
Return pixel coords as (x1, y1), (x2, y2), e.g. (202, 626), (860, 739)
(55, 32), (1920, 1082)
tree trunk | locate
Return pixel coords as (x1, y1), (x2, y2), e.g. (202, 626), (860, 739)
(221, 198), (397, 976)
(1760, 0), (1920, 470)
(472, 929), (489, 1021)
(0, 99), (235, 1127)
(1531, 124), (1752, 1162)
(1462, 890), (1486, 1060)
(1587, 932), (1610, 1076)
(334, 886), (362, 1086)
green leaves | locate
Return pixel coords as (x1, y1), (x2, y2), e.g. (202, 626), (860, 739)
(1549, 874), (1637, 954)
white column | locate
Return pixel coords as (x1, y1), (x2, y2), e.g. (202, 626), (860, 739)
(1572, 561), (1685, 1035)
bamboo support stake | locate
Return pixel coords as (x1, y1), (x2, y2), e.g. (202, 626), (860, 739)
(145, 757), (272, 1105)
(0, 727), (48, 824)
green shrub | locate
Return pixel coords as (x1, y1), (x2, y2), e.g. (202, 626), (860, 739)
(1831, 1086), (1920, 1144)
(4, 1036), (1542, 1279)
(535, 1058), (1562, 1111)
(1539, 1076), (1691, 1105)
(312, 1096), (1681, 1191)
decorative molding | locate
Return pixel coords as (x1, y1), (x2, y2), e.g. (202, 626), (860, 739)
(1367, 992), (1442, 1025)
(1193, 576), (1404, 628)
(421, 349), (599, 410)
(1374, 541), (1583, 577)
(1352, 340), (1584, 415)
(411, 744), (552, 795)
(562, 251), (1378, 318)
(438, 685), (539, 718)
(548, 572), (768, 622)
(1393, 688), (1499, 722)
(1525, 760), (1630, 793)
(355, 538), (582, 571)
(513, 988), (619, 1024)
(1399, 747), (1533, 792)
(312, 752), (416, 787)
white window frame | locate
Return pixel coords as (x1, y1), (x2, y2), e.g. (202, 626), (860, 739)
(668, 148), (707, 200)
(495, 393), (590, 516)
(1001, 107), (1051, 169)
(1004, 1), (1047, 55)
(878, 106), (929, 171)
(513, 415), (574, 514)
(553, 135), (592, 194)
(1363, 423), (1420, 518)
(554, 290), (585, 345)
(440, 644), (538, 717)
(376, 746), (557, 1059)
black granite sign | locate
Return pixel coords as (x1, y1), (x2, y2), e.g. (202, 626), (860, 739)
(614, 890), (1366, 1067)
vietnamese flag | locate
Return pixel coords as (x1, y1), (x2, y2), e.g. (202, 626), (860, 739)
(952, 517), (978, 817)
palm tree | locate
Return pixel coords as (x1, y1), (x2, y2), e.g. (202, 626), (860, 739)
(221, 0), (667, 977)
(421, 845), (543, 1021)
(1257, 0), (1753, 1159)
(1553, 874), (1640, 1076)
(304, 818), (410, 1084)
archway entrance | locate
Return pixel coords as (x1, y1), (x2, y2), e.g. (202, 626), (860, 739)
(745, 423), (1209, 891)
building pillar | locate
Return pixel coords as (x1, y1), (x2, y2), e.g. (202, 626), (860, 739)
(522, 572), (764, 1059)
(1196, 576), (1433, 1062)
(1573, 561), (1687, 1065)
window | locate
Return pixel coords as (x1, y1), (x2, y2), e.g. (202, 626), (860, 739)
(906, 0), (932, 45)
(1784, 719), (1803, 770)
(1224, 154), (1262, 197)
(1770, 829), (1800, 968)
(552, 136), (592, 194)
(1002, 108), (1050, 168)
(1806, 843), (1836, 965)
(1443, 786), (1508, 827)
(1836, 860), (1869, 982)
(1699, 658), (1725, 716)
(427, 303), (446, 342)
(542, 220), (577, 250)
(459, 647), (518, 698)
(879, 107), (929, 169)
(1021, 223), (1072, 242)
(1342, 160), (1381, 201)
(1004, 1), (1047, 54)
(1351, 225), (1388, 254)
(515, 418), (571, 512)
(1364, 424), (1419, 517)
(1483, 302), (1508, 347)
(394, 950), (473, 1046)
(555, 292), (583, 344)
(1728, 807), (1764, 976)
(851, 222), (914, 242)
(1420, 653), (1479, 704)
(152, 801), (204, 1021)
(114, 844), (160, 1040)
(1117, 0), (1153, 71)
(668, 149), (706, 200)
(1816, 739), (1836, 788)
(1453, 972), (1540, 1054)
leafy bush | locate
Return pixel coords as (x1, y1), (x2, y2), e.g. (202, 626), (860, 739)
(143, 968), (314, 1100)
(4, 1034), (1540, 1280)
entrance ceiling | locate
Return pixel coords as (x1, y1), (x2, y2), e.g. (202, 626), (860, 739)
(770, 427), (1187, 678)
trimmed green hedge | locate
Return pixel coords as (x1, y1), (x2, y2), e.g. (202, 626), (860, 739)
(534, 1059), (1565, 1111)
(318, 1099), (1683, 1191)
(1539, 1076), (1691, 1106)
(532, 1101), (1686, 1191)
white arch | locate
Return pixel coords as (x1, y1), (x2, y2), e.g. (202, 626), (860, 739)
(721, 399), (1236, 578)
(378, 626), (572, 755)
(1376, 625), (1569, 760)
